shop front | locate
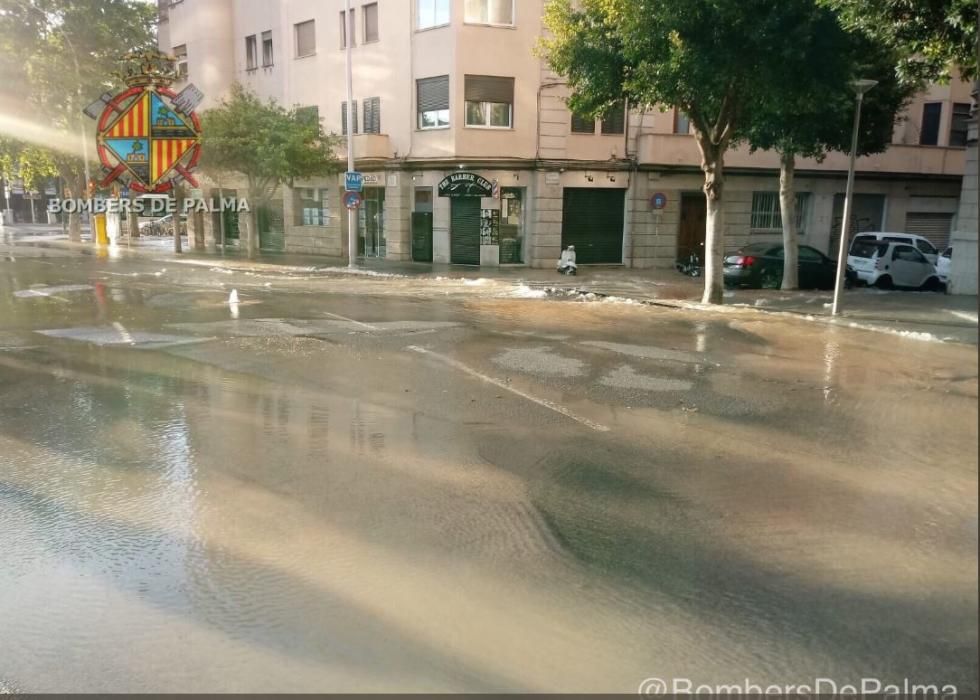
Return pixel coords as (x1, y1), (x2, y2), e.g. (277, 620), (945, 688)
(436, 172), (525, 267)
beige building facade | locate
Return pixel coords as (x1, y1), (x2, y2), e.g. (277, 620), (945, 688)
(159, 0), (974, 272)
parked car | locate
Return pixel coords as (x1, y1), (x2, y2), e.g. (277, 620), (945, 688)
(849, 232), (940, 265)
(723, 242), (839, 289)
(846, 240), (942, 290)
(936, 246), (952, 284)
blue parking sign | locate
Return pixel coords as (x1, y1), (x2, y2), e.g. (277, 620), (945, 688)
(345, 171), (364, 192)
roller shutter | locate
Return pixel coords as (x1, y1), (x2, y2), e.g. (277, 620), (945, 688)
(905, 212), (953, 248)
(450, 197), (480, 265)
(561, 188), (624, 264)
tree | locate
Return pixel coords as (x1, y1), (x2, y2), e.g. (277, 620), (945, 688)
(0, 139), (58, 222)
(821, 0), (978, 84)
(0, 0), (156, 238)
(542, 0), (860, 303)
(200, 84), (343, 258)
(741, 17), (914, 289)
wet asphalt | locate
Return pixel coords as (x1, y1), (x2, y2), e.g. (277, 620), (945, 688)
(0, 241), (977, 692)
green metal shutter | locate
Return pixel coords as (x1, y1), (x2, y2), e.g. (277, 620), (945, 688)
(561, 188), (624, 264)
(412, 212), (433, 262)
(258, 200), (285, 252)
(450, 198), (481, 265)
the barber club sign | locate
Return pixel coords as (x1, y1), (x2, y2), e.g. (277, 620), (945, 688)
(438, 172), (494, 198)
(84, 49), (204, 194)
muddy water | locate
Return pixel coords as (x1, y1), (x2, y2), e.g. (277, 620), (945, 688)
(0, 254), (977, 692)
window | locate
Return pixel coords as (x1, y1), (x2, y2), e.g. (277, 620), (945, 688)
(674, 109), (691, 135)
(893, 245), (927, 263)
(295, 20), (315, 58)
(919, 102), (941, 145)
(600, 101), (626, 135)
(362, 97), (381, 134)
(173, 44), (188, 79)
(415, 187), (433, 212)
(363, 3), (379, 42)
(464, 0), (513, 25)
(751, 192), (810, 233)
(798, 246), (824, 262)
(341, 100), (359, 135)
(340, 9), (355, 48)
(570, 112), (595, 134)
(915, 238), (938, 256)
(294, 187), (330, 226)
(245, 35), (257, 70)
(261, 30), (273, 66)
(950, 102), (971, 147)
(464, 75), (514, 128)
(417, 75), (449, 129)
(418, 0), (450, 28)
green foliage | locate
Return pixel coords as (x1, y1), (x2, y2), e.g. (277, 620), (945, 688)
(0, 0), (156, 191)
(200, 84), (343, 202)
(821, 0), (978, 83)
(742, 21), (915, 160)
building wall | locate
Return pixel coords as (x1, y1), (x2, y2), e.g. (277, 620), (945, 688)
(161, 0), (972, 269)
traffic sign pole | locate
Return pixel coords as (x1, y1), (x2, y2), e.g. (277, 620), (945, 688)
(345, 0), (356, 268)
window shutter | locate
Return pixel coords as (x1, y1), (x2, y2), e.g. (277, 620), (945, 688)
(341, 100), (359, 135)
(464, 75), (514, 104)
(600, 101), (626, 134)
(570, 112), (595, 134)
(363, 97), (381, 134)
(417, 75), (449, 112)
(295, 20), (315, 57)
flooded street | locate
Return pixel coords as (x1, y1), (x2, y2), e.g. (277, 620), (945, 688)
(0, 247), (977, 693)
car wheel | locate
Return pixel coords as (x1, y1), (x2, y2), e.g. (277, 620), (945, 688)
(875, 275), (893, 290)
(760, 268), (782, 289)
(921, 276), (941, 292)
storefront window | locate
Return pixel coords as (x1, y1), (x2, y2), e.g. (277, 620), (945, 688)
(499, 187), (523, 263)
(294, 187), (329, 226)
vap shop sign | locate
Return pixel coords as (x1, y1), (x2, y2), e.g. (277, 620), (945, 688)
(438, 172), (493, 198)
(84, 49), (204, 194)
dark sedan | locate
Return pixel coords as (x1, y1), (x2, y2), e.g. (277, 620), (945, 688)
(723, 242), (841, 290)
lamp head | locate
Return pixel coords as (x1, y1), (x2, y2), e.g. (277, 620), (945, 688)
(852, 79), (878, 96)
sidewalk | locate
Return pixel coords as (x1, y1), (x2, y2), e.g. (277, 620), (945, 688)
(3, 222), (976, 342)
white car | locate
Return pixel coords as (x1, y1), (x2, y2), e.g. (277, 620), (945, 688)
(847, 240), (942, 290)
(936, 247), (952, 284)
(849, 232), (940, 265)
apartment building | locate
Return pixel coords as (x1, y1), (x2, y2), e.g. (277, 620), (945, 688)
(158, 0), (974, 271)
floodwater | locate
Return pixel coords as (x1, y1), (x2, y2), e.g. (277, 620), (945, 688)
(0, 248), (977, 692)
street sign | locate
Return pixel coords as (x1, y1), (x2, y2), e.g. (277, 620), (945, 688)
(345, 171), (364, 192)
(651, 192), (668, 210)
(343, 191), (363, 210)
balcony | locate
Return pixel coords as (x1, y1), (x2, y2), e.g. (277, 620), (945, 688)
(636, 133), (966, 178)
(335, 133), (392, 162)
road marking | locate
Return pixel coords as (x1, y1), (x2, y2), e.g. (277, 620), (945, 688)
(948, 310), (978, 324)
(407, 345), (610, 432)
(322, 311), (378, 331)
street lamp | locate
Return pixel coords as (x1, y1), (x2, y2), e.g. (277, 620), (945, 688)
(831, 78), (877, 316)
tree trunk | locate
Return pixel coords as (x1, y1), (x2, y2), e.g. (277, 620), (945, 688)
(68, 211), (82, 242)
(173, 217), (182, 253)
(779, 150), (799, 290)
(701, 153), (726, 304)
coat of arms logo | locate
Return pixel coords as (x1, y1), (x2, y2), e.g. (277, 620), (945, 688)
(84, 49), (204, 194)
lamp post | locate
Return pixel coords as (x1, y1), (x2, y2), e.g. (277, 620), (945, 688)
(831, 78), (877, 316)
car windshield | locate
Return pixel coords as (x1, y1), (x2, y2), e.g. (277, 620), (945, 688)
(851, 241), (889, 258)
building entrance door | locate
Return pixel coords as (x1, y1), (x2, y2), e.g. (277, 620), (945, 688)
(450, 197), (480, 265)
(359, 187), (386, 257)
(678, 194), (706, 264)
